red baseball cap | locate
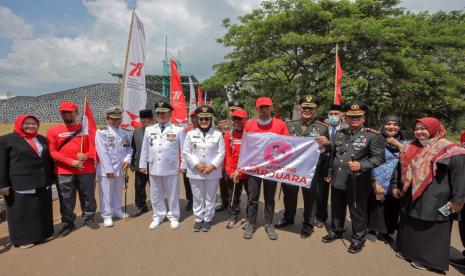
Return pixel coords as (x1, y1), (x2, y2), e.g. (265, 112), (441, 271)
(256, 97), (272, 107)
(58, 101), (78, 111)
(231, 108), (248, 118)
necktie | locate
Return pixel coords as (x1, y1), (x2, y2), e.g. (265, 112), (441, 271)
(161, 124), (165, 132)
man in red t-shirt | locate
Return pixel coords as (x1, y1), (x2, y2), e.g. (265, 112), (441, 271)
(243, 97), (289, 240)
(224, 108), (249, 229)
(47, 101), (97, 236)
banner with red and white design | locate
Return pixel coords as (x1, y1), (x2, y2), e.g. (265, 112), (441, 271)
(121, 11), (147, 129)
(170, 59), (188, 124)
(334, 44), (343, 105)
(238, 133), (321, 188)
(197, 85), (204, 106)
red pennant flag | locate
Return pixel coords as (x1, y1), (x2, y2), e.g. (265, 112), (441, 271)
(334, 44), (343, 105)
(81, 97), (97, 160)
(198, 85), (204, 106)
(460, 131), (465, 147)
(170, 59), (188, 124)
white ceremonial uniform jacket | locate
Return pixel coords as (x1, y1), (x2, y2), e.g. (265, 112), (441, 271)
(183, 128), (225, 180)
(139, 122), (185, 176)
(96, 126), (133, 177)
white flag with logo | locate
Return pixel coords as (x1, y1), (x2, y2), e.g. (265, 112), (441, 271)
(121, 11), (147, 130)
(188, 76), (197, 123)
(238, 133), (321, 188)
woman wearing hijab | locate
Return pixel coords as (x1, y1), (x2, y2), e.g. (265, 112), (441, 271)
(0, 115), (54, 248)
(368, 115), (406, 244)
(394, 117), (465, 272)
(183, 106), (225, 232)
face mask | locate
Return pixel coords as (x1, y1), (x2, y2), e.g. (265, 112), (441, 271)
(328, 115), (340, 127)
(418, 138), (432, 146)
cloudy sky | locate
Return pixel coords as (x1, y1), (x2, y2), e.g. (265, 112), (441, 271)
(0, 0), (464, 96)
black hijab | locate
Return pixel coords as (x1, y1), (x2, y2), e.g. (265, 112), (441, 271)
(380, 115), (404, 153)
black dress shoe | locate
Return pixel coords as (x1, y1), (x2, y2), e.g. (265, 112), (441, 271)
(314, 220), (325, 228)
(134, 207), (148, 217)
(185, 200), (193, 212)
(275, 218), (294, 228)
(348, 242), (365, 253)
(57, 223), (75, 238)
(450, 257), (465, 269)
(215, 201), (228, 212)
(300, 225), (314, 239)
(379, 233), (394, 245)
(321, 232), (342, 243)
(84, 218), (99, 230)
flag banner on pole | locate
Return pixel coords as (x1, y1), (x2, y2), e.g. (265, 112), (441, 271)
(188, 76), (197, 123)
(81, 97), (97, 160)
(198, 85), (204, 106)
(121, 12), (147, 129)
(334, 45), (343, 105)
(238, 133), (321, 188)
(170, 59), (188, 124)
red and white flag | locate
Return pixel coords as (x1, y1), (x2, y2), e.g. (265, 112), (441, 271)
(188, 76), (197, 123)
(197, 85), (204, 106)
(334, 44), (343, 105)
(170, 59), (188, 124)
(81, 97), (97, 160)
(121, 11), (147, 129)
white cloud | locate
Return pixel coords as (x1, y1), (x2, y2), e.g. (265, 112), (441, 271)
(0, 6), (34, 39)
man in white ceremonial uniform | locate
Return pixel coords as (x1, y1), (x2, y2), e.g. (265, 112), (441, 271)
(95, 107), (133, 227)
(139, 101), (185, 230)
(183, 105), (225, 232)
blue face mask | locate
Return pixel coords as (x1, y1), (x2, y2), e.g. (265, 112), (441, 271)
(328, 115), (340, 127)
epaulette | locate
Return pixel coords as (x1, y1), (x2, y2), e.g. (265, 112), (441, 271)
(99, 126), (108, 130)
(315, 120), (329, 127)
(365, 128), (380, 134)
(121, 128), (131, 132)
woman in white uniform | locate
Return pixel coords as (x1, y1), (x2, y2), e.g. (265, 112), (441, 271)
(183, 106), (225, 232)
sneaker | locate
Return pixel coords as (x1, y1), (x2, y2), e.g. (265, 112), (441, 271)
(193, 221), (202, 232)
(265, 224), (278, 240)
(410, 262), (427, 270)
(226, 218), (237, 229)
(149, 220), (161, 230)
(19, 243), (34, 249)
(113, 211), (129, 219)
(103, 217), (114, 227)
(243, 224), (255, 239)
(57, 223), (75, 237)
(202, 221), (211, 232)
(84, 218), (99, 230)
(170, 220), (180, 230)
(241, 219), (249, 230)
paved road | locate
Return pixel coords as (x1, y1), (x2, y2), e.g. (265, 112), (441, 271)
(0, 173), (464, 275)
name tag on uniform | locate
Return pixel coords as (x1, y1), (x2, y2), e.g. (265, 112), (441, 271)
(353, 136), (367, 151)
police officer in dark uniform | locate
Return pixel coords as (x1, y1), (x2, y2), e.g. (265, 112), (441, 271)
(322, 102), (385, 253)
(275, 95), (330, 238)
(216, 100), (244, 212)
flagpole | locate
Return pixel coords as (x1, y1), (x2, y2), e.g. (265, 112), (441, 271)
(334, 43), (338, 104)
(120, 10), (136, 106)
(80, 96), (87, 153)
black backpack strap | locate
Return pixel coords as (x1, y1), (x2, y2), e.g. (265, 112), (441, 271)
(57, 128), (82, 151)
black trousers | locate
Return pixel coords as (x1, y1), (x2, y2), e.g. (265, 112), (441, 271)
(227, 177), (249, 218)
(282, 183), (314, 226)
(329, 187), (368, 243)
(182, 172), (193, 202)
(218, 170), (229, 204)
(56, 173), (97, 223)
(134, 171), (149, 209)
(311, 178), (330, 223)
(459, 208), (465, 248)
(247, 177), (277, 226)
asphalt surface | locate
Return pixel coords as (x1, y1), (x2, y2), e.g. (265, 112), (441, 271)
(0, 172), (464, 275)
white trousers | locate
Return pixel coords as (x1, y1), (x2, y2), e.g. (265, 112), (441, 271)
(150, 174), (180, 222)
(98, 176), (124, 219)
(189, 178), (219, 223)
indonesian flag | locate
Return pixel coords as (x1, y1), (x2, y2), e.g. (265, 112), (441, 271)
(188, 76), (197, 123)
(334, 44), (343, 105)
(198, 85), (204, 106)
(81, 97), (97, 160)
(170, 59), (188, 124)
(460, 131), (465, 147)
(121, 11), (147, 129)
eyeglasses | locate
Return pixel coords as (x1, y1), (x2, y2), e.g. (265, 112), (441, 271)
(199, 118), (211, 122)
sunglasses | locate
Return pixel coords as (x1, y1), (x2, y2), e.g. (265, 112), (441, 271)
(198, 117), (211, 122)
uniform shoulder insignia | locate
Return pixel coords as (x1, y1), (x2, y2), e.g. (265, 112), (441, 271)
(121, 128), (131, 132)
(365, 128), (380, 134)
(315, 120), (328, 127)
(99, 126), (108, 130)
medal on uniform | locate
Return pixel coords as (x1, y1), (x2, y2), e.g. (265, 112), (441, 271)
(166, 133), (176, 142)
(123, 136), (130, 147)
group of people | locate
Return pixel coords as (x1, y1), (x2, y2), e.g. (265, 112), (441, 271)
(1, 95), (465, 274)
